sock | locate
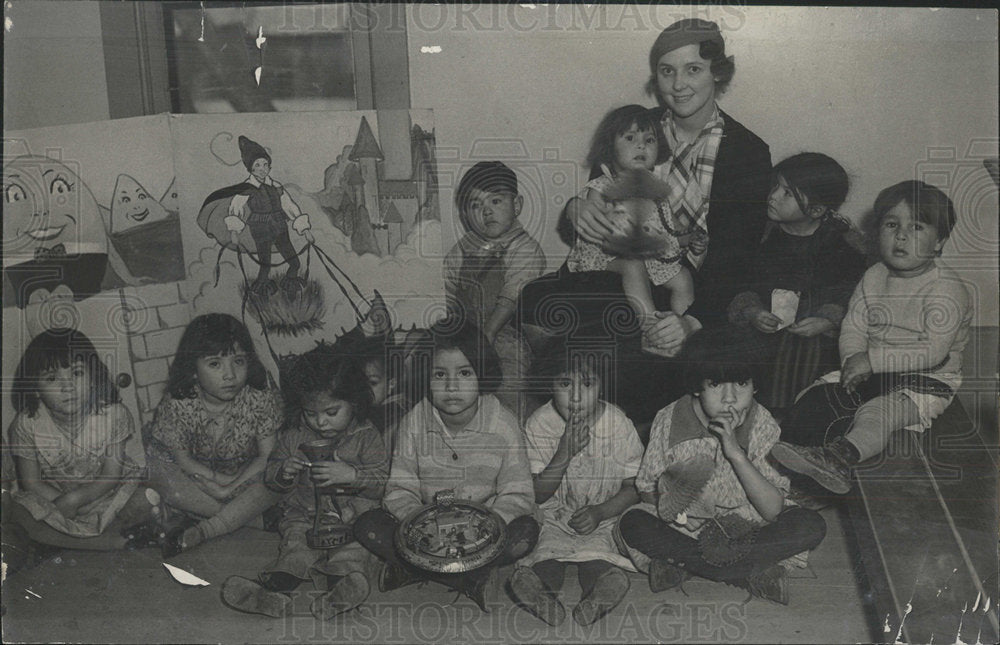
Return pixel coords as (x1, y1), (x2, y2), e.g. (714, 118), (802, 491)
(831, 438), (861, 465)
(197, 515), (229, 541)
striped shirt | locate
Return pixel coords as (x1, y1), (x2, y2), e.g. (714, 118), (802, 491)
(383, 394), (535, 523)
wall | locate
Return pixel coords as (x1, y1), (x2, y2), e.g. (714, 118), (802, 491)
(407, 5), (1000, 325)
(3, 0), (111, 129)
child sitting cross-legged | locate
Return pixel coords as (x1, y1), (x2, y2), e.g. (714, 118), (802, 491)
(771, 181), (973, 494)
(7, 328), (161, 552)
(354, 317), (539, 612)
(221, 345), (388, 620)
(509, 340), (644, 626)
(616, 326), (827, 605)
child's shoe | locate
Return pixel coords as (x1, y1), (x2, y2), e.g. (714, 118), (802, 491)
(121, 519), (166, 551)
(573, 568), (630, 626)
(508, 566), (566, 626)
(747, 564), (789, 605)
(648, 558), (689, 593)
(310, 572), (370, 620)
(770, 439), (857, 494)
(221, 575), (292, 617)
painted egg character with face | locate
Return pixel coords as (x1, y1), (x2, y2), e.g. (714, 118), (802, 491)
(108, 174), (185, 283)
(160, 177), (180, 215)
(3, 156), (110, 307)
(2, 155), (147, 308)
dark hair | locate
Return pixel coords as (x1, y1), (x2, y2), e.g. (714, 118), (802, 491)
(585, 105), (669, 180)
(454, 160), (518, 217)
(678, 326), (764, 395)
(12, 328), (120, 416)
(530, 337), (611, 399)
(282, 344), (373, 423)
(346, 334), (389, 372)
(414, 316), (502, 396)
(773, 153), (850, 218)
(872, 180), (957, 241)
(167, 313), (268, 399)
(646, 39), (735, 106)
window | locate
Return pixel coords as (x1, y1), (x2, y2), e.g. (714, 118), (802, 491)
(100, 1), (409, 117)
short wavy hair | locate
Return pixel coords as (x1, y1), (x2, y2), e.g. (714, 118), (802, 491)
(167, 313), (268, 399)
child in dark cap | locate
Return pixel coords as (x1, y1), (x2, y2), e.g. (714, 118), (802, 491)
(444, 161), (546, 418)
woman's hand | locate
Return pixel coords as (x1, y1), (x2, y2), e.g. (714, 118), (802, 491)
(567, 505), (602, 535)
(643, 312), (700, 357)
(310, 460), (357, 488)
(841, 352), (872, 394)
(559, 413), (591, 458)
(748, 307), (783, 334)
(566, 196), (616, 245)
(787, 317), (834, 337)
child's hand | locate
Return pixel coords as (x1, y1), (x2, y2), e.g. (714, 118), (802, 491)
(193, 476), (231, 501)
(560, 413), (591, 457)
(54, 492), (83, 519)
(281, 455), (310, 481)
(787, 317), (834, 337)
(568, 505), (602, 535)
(706, 408), (744, 458)
(310, 459), (357, 488)
(841, 352), (873, 394)
(748, 307), (783, 334)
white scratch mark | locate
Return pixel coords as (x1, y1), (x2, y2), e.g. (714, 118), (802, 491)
(163, 563), (210, 587)
(255, 26), (266, 49)
(254, 67), (262, 86)
(4, 16), (12, 32)
(25, 588), (41, 599)
(883, 614), (892, 632)
(198, 1), (205, 42)
(955, 602), (969, 644)
(520, 4), (537, 8)
(972, 590), (982, 612)
(420, 45), (442, 54)
(894, 602), (912, 644)
(983, 596), (990, 612)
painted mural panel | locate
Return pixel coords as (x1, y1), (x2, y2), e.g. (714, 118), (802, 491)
(3, 115), (184, 309)
(170, 109), (444, 360)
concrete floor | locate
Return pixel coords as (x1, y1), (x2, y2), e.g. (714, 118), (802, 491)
(1, 505), (872, 644)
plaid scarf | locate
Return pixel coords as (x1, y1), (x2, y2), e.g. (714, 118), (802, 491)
(661, 106), (725, 268)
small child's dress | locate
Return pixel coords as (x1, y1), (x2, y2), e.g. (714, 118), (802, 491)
(263, 419), (388, 586)
(10, 404), (142, 537)
(521, 401), (643, 570)
(566, 174), (687, 285)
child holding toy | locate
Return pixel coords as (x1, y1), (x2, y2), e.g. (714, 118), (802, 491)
(221, 347), (387, 620)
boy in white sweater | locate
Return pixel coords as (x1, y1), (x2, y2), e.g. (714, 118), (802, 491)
(771, 181), (972, 494)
